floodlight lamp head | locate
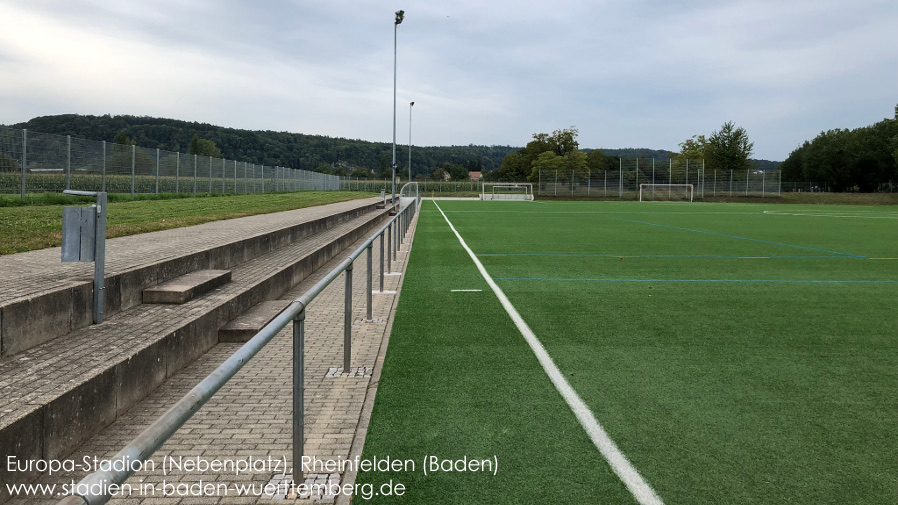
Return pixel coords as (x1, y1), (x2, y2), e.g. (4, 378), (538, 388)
(395, 10), (405, 25)
(410, 101), (415, 106)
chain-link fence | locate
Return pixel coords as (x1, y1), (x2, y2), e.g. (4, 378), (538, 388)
(0, 126), (341, 197)
(537, 159), (782, 199)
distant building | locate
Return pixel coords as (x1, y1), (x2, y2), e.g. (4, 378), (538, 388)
(469, 171), (482, 182)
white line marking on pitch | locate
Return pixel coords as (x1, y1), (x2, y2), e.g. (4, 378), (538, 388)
(451, 289), (483, 292)
(433, 201), (664, 505)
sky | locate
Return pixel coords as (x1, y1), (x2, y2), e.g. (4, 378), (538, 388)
(1, 0), (896, 161)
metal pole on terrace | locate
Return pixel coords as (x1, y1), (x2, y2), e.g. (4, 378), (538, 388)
(391, 10), (405, 205)
(409, 101), (414, 181)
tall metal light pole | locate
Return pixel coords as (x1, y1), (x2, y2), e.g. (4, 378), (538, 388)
(392, 10), (404, 205)
(408, 101), (415, 181)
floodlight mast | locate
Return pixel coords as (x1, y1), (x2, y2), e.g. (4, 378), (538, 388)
(392, 10), (405, 206)
(409, 101), (414, 180)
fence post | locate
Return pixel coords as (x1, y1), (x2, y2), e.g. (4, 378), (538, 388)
(652, 159), (655, 185)
(618, 159), (622, 199)
(193, 154), (197, 195)
(155, 148), (160, 194)
(20, 129), (27, 199)
(604, 170), (607, 196)
(344, 261), (353, 373)
(176, 152), (179, 193)
(102, 140), (106, 192)
(234, 160), (237, 194)
(746, 169), (749, 196)
(762, 170), (766, 198)
(669, 159), (672, 200)
(221, 158), (225, 194)
(554, 169), (558, 197)
(587, 169), (591, 196)
(713, 169), (717, 196)
(292, 309), (305, 486)
(686, 159), (689, 186)
(729, 170), (733, 196)
(393, 219), (398, 261)
(131, 144), (136, 196)
(66, 135), (71, 190)
(262, 165), (265, 193)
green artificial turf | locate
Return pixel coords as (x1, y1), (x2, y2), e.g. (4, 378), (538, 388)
(395, 200), (895, 504)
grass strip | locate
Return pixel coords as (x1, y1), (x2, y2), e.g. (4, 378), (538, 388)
(0, 191), (373, 255)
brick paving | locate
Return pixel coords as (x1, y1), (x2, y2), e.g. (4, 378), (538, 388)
(5, 204), (419, 505)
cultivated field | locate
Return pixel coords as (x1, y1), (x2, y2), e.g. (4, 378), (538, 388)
(359, 200), (897, 504)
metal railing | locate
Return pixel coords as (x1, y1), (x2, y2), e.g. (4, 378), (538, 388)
(58, 183), (421, 505)
(0, 126), (341, 197)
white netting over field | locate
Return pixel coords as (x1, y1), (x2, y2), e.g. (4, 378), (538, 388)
(481, 183), (534, 201)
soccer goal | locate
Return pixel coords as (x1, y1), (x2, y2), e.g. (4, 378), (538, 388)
(481, 183), (534, 201)
(639, 183), (694, 202)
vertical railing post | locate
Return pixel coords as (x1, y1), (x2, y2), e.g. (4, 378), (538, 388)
(20, 129), (27, 199)
(393, 220), (398, 261)
(66, 135), (71, 190)
(176, 152), (180, 193)
(262, 165), (265, 193)
(131, 144), (136, 196)
(379, 233), (385, 292)
(155, 148), (160, 194)
(746, 169), (750, 196)
(386, 224), (392, 274)
(208, 156), (213, 194)
(292, 308), (305, 487)
(344, 262), (353, 373)
(367, 244), (373, 319)
(222, 158), (225, 194)
(234, 160), (237, 194)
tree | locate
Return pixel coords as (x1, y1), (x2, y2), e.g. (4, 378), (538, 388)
(705, 122), (753, 172)
(676, 135), (706, 162)
(497, 126), (584, 181)
(114, 129), (134, 145)
(188, 134), (222, 158)
(586, 149), (611, 172)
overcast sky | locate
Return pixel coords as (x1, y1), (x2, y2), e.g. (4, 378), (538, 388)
(1, 0), (896, 160)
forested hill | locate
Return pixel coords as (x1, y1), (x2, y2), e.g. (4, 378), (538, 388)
(9, 114), (780, 175)
(11, 114), (518, 176)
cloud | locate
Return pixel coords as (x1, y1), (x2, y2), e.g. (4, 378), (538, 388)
(1, 0), (896, 160)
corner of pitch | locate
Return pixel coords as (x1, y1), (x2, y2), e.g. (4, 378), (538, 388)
(423, 455), (498, 476)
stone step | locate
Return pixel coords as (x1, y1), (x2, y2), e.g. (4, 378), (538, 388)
(0, 198), (380, 358)
(218, 300), (292, 342)
(143, 270), (232, 304)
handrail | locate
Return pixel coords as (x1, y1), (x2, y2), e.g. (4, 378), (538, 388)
(59, 184), (420, 505)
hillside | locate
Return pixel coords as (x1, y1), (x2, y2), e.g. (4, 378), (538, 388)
(9, 114), (781, 176)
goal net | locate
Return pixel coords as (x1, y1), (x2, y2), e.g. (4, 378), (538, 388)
(639, 184), (694, 202)
(481, 183), (534, 201)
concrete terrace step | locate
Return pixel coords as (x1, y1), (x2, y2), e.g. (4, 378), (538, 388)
(0, 197), (380, 357)
(218, 300), (293, 343)
(0, 206), (390, 502)
(143, 269), (232, 304)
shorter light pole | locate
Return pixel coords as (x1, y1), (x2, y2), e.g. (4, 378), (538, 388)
(408, 101), (415, 181)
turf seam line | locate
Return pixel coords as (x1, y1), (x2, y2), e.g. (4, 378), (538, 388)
(613, 218), (866, 258)
(493, 278), (898, 284)
(432, 201), (665, 505)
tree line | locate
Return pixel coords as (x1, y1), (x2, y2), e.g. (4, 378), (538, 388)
(9, 114), (517, 178)
(780, 106), (898, 192)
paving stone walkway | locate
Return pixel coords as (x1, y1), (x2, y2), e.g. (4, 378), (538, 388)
(5, 202), (419, 505)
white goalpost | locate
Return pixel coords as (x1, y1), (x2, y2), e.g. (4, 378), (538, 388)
(639, 183), (694, 202)
(481, 183), (534, 201)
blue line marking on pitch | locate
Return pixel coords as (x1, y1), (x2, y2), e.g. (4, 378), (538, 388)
(477, 253), (852, 259)
(612, 218), (866, 258)
(493, 278), (898, 284)
(493, 277), (898, 284)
